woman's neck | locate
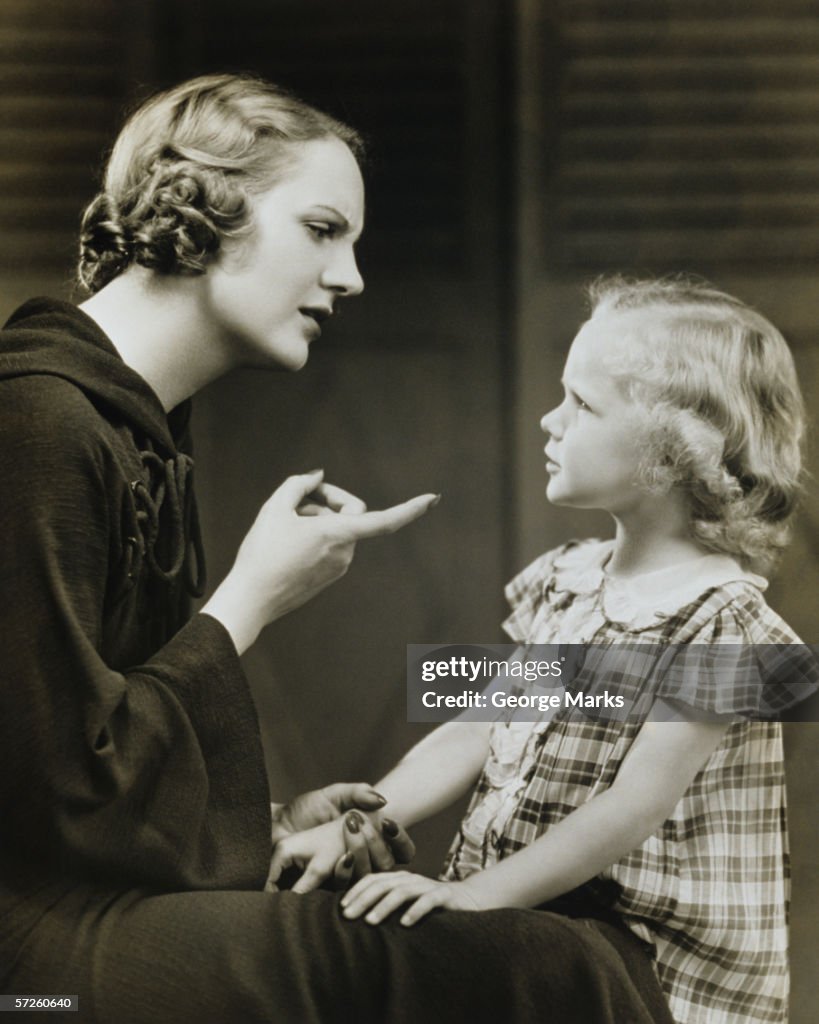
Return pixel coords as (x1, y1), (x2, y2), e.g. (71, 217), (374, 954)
(606, 494), (709, 579)
(79, 268), (234, 411)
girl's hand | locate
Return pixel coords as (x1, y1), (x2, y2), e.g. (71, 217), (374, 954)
(265, 818), (349, 894)
(340, 871), (483, 926)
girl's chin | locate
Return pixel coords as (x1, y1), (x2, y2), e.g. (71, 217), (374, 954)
(545, 481), (586, 509)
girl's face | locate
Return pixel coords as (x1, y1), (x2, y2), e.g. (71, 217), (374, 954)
(204, 136), (365, 370)
(541, 309), (650, 515)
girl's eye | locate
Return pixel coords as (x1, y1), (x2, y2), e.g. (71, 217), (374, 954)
(568, 390), (591, 413)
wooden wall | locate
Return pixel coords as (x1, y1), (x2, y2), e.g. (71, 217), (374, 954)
(0, 0), (160, 309)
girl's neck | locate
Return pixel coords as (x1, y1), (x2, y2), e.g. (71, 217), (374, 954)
(79, 267), (234, 411)
(606, 497), (709, 579)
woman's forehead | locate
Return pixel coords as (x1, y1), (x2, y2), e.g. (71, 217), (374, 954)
(266, 137), (365, 225)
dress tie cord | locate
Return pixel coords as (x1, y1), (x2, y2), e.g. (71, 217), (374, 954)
(127, 449), (207, 597)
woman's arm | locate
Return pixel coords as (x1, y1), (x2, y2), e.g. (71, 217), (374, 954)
(342, 714), (731, 924)
(0, 391), (274, 890)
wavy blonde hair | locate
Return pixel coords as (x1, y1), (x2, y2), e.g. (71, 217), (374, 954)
(588, 276), (805, 574)
(78, 73), (363, 293)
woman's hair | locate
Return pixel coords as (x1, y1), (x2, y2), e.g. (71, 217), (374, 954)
(587, 275), (806, 574)
(78, 73), (363, 293)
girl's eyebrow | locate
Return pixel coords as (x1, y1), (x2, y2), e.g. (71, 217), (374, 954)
(561, 377), (595, 408)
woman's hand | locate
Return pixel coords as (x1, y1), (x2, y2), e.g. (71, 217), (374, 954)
(269, 782), (387, 842)
(202, 470), (439, 654)
(266, 812), (415, 894)
(265, 783), (416, 893)
(340, 871), (483, 926)
(340, 810), (415, 883)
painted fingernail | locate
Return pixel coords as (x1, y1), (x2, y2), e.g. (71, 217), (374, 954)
(381, 818), (399, 838)
(370, 791), (388, 806)
(346, 810), (363, 834)
(342, 853), (354, 869)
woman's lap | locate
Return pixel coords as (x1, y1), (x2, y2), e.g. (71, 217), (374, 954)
(8, 887), (672, 1024)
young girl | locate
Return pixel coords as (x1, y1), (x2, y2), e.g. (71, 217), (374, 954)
(274, 277), (814, 1024)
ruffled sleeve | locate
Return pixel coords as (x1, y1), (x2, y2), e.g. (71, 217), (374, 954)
(501, 544), (574, 643)
(655, 591), (819, 718)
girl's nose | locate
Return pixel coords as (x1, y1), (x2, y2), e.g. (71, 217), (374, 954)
(541, 406), (562, 438)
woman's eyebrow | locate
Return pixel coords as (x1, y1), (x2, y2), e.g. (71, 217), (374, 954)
(309, 204), (350, 228)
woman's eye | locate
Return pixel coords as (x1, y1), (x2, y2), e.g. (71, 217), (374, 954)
(307, 222), (336, 240)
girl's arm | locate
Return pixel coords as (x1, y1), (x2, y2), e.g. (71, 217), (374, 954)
(342, 714), (730, 925)
(375, 719), (493, 826)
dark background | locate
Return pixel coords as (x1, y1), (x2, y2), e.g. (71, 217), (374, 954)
(0, 1), (816, 1019)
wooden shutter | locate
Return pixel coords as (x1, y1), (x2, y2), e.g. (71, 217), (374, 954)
(534, 0), (819, 271)
(0, 0), (141, 275)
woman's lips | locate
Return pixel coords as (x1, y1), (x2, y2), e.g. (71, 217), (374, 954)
(300, 307), (331, 339)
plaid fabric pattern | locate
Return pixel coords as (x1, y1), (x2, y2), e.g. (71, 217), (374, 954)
(442, 540), (802, 1024)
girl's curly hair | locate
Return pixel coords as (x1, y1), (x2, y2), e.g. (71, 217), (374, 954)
(78, 73), (363, 293)
(587, 276), (806, 575)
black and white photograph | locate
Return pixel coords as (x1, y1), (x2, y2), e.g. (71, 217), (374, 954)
(0, 2), (817, 1022)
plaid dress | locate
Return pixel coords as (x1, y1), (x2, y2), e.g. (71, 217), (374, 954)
(442, 540), (812, 1024)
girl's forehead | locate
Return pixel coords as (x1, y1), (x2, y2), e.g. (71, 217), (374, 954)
(568, 309), (652, 369)
(565, 312), (655, 403)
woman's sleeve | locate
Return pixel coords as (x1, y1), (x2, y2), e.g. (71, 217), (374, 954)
(0, 393), (272, 891)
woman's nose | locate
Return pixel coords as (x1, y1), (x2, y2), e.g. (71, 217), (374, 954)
(322, 246), (364, 297)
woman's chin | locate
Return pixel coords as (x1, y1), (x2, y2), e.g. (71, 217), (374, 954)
(247, 339), (310, 372)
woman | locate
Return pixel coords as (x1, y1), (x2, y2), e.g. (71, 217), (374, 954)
(0, 74), (670, 1023)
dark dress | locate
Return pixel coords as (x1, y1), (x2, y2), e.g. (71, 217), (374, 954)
(0, 299), (672, 1023)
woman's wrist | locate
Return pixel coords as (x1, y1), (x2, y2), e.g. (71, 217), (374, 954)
(201, 576), (266, 655)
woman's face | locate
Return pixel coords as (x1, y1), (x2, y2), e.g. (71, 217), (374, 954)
(204, 136), (365, 370)
(540, 309), (650, 515)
